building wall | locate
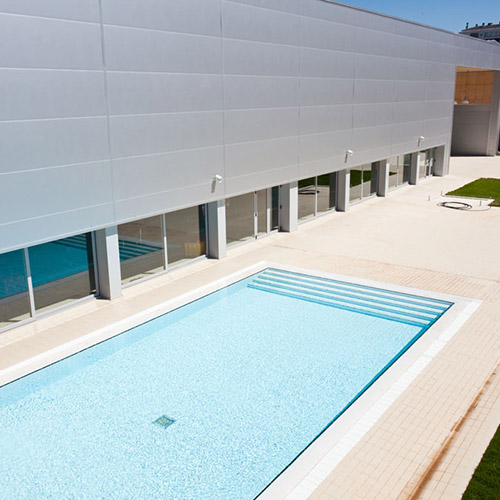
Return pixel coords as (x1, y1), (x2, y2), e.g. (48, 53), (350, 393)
(1, 0), (500, 254)
(451, 105), (491, 155)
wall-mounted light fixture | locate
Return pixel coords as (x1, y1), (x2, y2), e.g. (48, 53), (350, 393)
(345, 149), (354, 163)
(418, 136), (425, 147)
(461, 97), (470, 104)
(212, 174), (223, 184)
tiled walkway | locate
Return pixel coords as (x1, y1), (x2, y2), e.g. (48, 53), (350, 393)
(1, 156), (500, 499)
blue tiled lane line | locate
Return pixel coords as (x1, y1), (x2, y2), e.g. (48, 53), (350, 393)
(0, 269), (453, 499)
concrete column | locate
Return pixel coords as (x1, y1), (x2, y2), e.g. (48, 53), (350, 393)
(374, 160), (389, 197)
(336, 169), (350, 212)
(409, 152), (421, 185)
(433, 145), (448, 177)
(94, 226), (122, 300)
(207, 200), (227, 259)
(280, 182), (298, 232)
(486, 71), (500, 156)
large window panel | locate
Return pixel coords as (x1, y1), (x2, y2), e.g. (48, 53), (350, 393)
(226, 193), (255, 245)
(403, 154), (411, 183)
(0, 250), (31, 329)
(298, 177), (316, 220)
(349, 169), (363, 203)
(256, 190), (267, 236)
(29, 233), (96, 314)
(317, 174), (336, 213)
(119, 216), (165, 285)
(271, 186), (280, 231)
(166, 206), (206, 267)
(388, 157), (401, 190)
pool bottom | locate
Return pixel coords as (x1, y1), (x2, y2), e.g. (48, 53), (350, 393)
(0, 266), (463, 500)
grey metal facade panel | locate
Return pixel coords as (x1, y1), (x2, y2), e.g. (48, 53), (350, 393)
(0, 118), (110, 174)
(0, 13), (103, 70)
(108, 112), (224, 159)
(223, 75), (300, 109)
(2, 0), (500, 253)
(300, 47), (355, 78)
(101, 0), (222, 37)
(227, 0), (301, 15)
(224, 108), (299, 144)
(225, 165), (299, 196)
(301, 105), (353, 135)
(353, 103), (394, 128)
(0, 0), (100, 23)
(451, 105), (491, 155)
(103, 25), (222, 74)
(300, 129), (353, 164)
(301, 16), (355, 52)
(0, 69), (106, 121)
(300, 77), (355, 106)
(0, 162), (113, 225)
(113, 183), (222, 223)
(0, 204), (115, 253)
(106, 73), (223, 115)
(225, 137), (300, 179)
(223, 39), (300, 77)
(222, 1), (300, 45)
(112, 147), (224, 202)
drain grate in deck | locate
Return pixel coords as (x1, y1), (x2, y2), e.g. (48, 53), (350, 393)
(153, 415), (176, 428)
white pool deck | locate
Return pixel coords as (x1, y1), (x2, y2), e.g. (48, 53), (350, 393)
(1, 156), (500, 499)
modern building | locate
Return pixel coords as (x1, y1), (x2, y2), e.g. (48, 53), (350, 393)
(460, 22), (500, 43)
(1, 0), (500, 334)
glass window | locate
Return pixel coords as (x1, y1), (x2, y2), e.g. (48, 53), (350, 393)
(403, 154), (411, 183)
(165, 206), (206, 267)
(226, 193), (255, 245)
(349, 169), (363, 203)
(256, 190), (267, 236)
(362, 164), (377, 198)
(388, 157), (399, 190)
(271, 186), (280, 231)
(118, 216), (165, 285)
(418, 152), (426, 179)
(0, 250), (31, 329)
(29, 233), (96, 314)
(317, 173), (337, 213)
(298, 177), (316, 220)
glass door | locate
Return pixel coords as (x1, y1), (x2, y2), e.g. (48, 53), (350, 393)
(426, 149), (435, 177)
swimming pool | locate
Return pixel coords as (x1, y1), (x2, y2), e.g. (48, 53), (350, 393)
(0, 268), (452, 499)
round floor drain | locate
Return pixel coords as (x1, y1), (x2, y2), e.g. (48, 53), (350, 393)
(438, 201), (472, 210)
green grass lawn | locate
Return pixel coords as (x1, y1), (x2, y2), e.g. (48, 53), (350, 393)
(447, 178), (500, 207)
(462, 423), (500, 499)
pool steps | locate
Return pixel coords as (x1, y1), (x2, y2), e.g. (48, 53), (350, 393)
(248, 269), (451, 327)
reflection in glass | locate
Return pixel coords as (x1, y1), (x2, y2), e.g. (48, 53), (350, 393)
(271, 186), (280, 231)
(388, 157), (399, 190)
(0, 250), (31, 329)
(362, 164), (377, 198)
(349, 169), (363, 203)
(226, 193), (255, 245)
(403, 154), (411, 183)
(119, 216), (165, 285)
(166, 206), (206, 267)
(317, 174), (335, 213)
(298, 177), (316, 220)
(29, 233), (96, 314)
(256, 190), (267, 236)
(418, 152), (426, 178)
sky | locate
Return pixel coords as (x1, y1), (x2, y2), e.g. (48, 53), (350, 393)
(339, 0), (500, 33)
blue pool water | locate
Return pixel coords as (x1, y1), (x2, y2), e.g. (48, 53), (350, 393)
(0, 269), (452, 499)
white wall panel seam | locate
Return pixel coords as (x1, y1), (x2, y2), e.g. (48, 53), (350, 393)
(98, 0), (116, 221)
